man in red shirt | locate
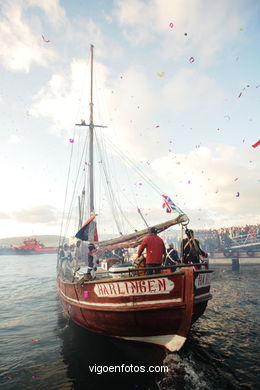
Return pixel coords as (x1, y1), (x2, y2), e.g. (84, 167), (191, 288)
(137, 227), (166, 275)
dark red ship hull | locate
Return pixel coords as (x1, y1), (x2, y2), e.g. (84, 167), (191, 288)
(57, 266), (212, 351)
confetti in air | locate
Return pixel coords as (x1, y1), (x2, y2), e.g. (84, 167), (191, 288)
(41, 35), (50, 43)
(252, 140), (260, 148)
(238, 85), (250, 98)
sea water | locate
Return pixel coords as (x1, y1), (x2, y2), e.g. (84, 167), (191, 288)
(0, 255), (259, 390)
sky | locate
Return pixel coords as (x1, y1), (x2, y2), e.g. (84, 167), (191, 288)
(0, 0), (259, 240)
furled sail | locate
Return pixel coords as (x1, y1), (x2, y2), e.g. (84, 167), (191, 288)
(96, 214), (188, 252)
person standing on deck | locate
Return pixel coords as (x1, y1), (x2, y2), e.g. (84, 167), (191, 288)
(164, 243), (180, 271)
(137, 227), (166, 275)
(182, 229), (208, 265)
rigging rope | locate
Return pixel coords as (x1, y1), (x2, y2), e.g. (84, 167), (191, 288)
(58, 138), (74, 248)
(58, 54), (92, 245)
(103, 137), (162, 195)
(62, 134), (88, 239)
(95, 134), (123, 234)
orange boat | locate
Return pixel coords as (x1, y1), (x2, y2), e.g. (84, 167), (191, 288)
(57, 45), (213, 352)
(14, 238), (58, 255)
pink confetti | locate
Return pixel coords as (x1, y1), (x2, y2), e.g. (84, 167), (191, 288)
(69, 138), (74, 143)
(252, 140), (260, 148)
(41, 35), (50, 43)
(189, 57), (195, 63)
(84, 291), (88, 298)
(238, 85), (250, 98)
(169, 22), (174, 28)
(32, 376), (36, 379)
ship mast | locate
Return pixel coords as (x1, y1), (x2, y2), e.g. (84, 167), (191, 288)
(76, 44), (107, 219)
(89, 44), (95, 214)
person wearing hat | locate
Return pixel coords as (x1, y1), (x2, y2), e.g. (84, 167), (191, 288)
(164, 243), (180, 271)
(182, 229), (208, 265)
(137, 227), (166, 275)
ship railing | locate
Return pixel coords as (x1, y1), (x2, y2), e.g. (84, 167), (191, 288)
(110, 262), (210, 277)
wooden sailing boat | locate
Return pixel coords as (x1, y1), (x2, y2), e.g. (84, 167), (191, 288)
(57, 45), (213, 352)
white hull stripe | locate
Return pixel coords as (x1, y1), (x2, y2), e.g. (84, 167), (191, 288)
(59, 288), (182, 307)
(116, 334), (187, 352)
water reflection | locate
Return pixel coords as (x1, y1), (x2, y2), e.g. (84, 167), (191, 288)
(57, 311), (167, 390)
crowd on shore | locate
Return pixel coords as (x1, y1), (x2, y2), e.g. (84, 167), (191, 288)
(194, 223), (260, 252)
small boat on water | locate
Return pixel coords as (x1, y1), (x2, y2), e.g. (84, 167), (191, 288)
(57, 45), (213, 352)
(14, 238), (58, 255)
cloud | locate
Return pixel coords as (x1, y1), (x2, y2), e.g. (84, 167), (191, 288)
(27, 0), (66, 28)
(0, 205), (60, 225)
(114, 0), (247, 63)
(29, 59), (94, 134)
(7, 134), (21, 144)
(0, 212), (11, 220)
(0, 0), (59, 72)
(12, 205), (60, 224)
(162, 68), (226, 112)
(151, 144), (260, 227)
